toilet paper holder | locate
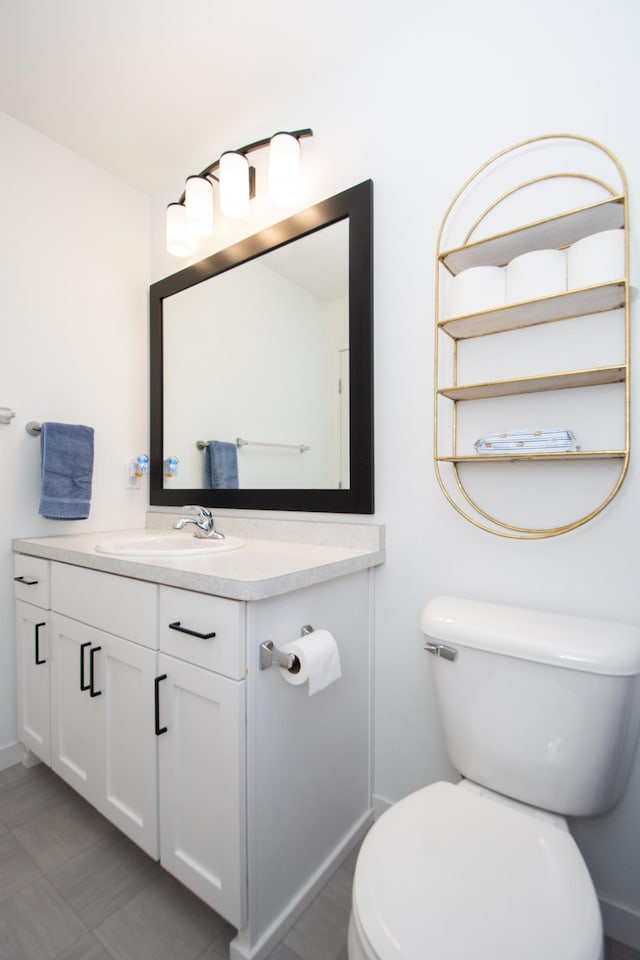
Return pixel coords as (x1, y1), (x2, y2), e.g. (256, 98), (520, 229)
(259, 624), (314, 671)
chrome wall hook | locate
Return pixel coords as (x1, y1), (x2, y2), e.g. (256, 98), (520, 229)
(0, 408), (16, 425)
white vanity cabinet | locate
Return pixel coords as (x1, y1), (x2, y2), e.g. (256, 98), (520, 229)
(13, 560), (249, 928)
(14, 555), (51, 765)
(13, 524), (382, 960)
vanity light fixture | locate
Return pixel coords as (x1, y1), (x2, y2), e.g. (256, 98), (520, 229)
(166, 202), (197, 257)
(185, 175), (214, 236)
(166, 128), (313, 256)
(219, 151), (251, 219)
(268, 132), (302, 205)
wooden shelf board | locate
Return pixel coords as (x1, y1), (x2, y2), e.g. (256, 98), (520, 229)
(438, 282), (625, 340)
(436, 450), (626, 463)
(438, 366), (626, 401)
(439, 195), (625, 275)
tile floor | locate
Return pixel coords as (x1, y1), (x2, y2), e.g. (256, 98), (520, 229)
(0, 762), (637, 960)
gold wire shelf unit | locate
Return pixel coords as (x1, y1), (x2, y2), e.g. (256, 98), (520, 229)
(434, 134), (630, 539)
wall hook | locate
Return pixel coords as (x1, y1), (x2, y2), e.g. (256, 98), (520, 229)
(0, 408), (16, 425)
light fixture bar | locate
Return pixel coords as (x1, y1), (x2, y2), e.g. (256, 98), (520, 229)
(175, 128), (313, 204)
(167, 128), (313, 256)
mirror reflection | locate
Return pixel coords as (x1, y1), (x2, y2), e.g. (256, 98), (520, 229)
(150, 180), (373, 514)
(163, 221), (349, 490)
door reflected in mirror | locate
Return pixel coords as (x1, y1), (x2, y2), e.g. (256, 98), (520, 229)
(150, 180), (373, 514)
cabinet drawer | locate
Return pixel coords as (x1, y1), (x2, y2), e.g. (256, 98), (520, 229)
(51, 563), (158, 648)
(159, 587), (245, 679)
(14, 555), (51, 608)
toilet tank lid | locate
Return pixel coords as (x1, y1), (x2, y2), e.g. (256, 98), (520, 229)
(421, 595), (640, 676)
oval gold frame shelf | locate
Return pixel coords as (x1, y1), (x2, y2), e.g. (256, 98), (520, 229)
(434, 134), (630, 539)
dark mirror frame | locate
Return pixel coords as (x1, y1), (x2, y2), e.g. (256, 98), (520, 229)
(149, 179), (374, 513)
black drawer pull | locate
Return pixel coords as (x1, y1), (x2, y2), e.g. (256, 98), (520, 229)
(80, 642), (91, 691)
(34, 622), (46, 665)
(168, 621), (216, 640)
(14, 576), (38, 586)
(89, 646), (102, 697)
(154, 674), (168, 735)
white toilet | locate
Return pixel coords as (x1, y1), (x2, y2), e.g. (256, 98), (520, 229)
(349, 595), (640, 960)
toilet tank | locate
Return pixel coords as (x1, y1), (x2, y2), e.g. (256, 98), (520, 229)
(421, 596), (640, 816)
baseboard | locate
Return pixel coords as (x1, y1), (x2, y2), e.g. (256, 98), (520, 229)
(230, 809), (374, 960)
(601, 896), (640, 951)
(0, 742), (21, 771)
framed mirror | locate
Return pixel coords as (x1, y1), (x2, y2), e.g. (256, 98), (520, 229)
(150, 180), (373, 513)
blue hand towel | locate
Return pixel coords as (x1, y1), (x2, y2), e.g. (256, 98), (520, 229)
(204, 440), (239, 489)
(39, 422), (95, 519)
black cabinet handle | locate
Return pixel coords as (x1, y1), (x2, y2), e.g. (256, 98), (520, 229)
(80, 642), (91, 691)
(168, 621), (216, 640)
(89, 646), (102, 697)
(34, 622), (46, 665)
(14, 576), (38, 586)
(154, 674), (168, 735)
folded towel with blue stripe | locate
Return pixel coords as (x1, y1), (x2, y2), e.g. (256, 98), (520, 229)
(204, 440), (239, 489)
(39, 422), (95, 519)
(474, 428), (578, 455)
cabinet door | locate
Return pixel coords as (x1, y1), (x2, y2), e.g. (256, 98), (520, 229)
(15, 600), (50, 765)
(50, 614), (159, 857)
(157, 654), (246, 928)
(50, 614), (102, 803)
(97, 632), (158, 857)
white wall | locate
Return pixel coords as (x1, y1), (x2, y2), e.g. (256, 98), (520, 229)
(0, 110), (150, 764)
(149, 0), (640, 943)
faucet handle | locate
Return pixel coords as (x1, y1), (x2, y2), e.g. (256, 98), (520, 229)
(182, 505), (225, 540)
(185, 505), (212, 519)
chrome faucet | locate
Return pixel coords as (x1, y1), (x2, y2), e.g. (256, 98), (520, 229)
(172, 506), (225, 540)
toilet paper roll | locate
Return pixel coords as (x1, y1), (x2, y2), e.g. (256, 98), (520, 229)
(279, 629), (342, 695)
(448, 265), (505, 318)
(506, 248), (567, 303)
(567, 229), (625, 289)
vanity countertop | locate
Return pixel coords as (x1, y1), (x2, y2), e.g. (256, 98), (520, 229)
(12, 520), (385, 601)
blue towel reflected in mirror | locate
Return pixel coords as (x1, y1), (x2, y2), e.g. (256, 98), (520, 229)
(204, 440), (239, 489)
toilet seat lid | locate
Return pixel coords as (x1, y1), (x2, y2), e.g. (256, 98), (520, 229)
(353, 781), (601, 960)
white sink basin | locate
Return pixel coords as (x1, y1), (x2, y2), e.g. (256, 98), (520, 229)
(95, 533), (243, 558)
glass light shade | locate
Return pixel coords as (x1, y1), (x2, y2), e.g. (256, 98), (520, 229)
(268, 133), (301, 204)
(166, 203), (196, 257)
(219, 151), (250, 218)
(185, 175), (213, 236)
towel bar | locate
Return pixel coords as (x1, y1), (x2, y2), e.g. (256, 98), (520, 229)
(197, 437), (310, 453)
(26, 421), (42, 436)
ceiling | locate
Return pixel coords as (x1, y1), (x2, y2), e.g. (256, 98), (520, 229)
(0, 0), (423, 196)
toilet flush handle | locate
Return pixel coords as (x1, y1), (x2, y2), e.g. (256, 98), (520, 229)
(424, 641), (458, 662)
